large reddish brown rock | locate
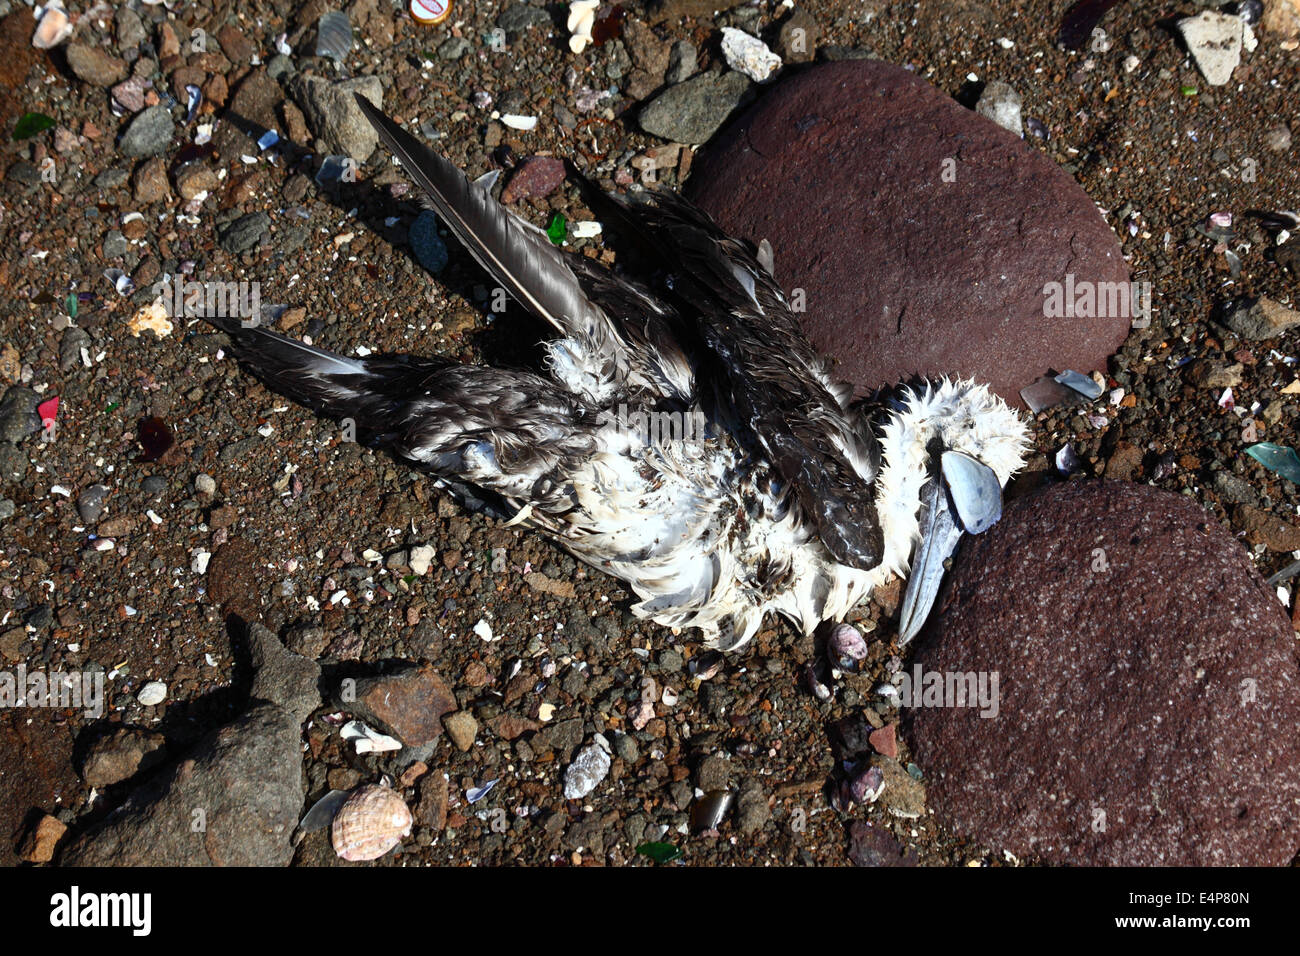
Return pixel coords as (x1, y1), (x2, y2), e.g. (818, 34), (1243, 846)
(688, 61), (1132, 407)
(905, 481), (1300, 866)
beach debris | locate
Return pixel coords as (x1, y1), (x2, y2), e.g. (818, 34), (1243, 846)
(315, 10), (354, 63)
(410, 0), (451, 26)
(340, 719), (403, 754)
(32, 1), (73, 49)
(297, 789), (350, 835)
(14, 112), (56, 140)
(568, 0), (598, 54)
(546, 212), (567, 244)
(466, 778), (498, 803)
(1177, 10), (1255, 87)
(690, 790), (734, 832)
(1055, 443), (1081, 475)
(1055, 369), (1105, 399)
(126, 300), (173, 339)
(636, 841), (683, 863)
(721, 28), (782, 83)
(829, 622), (869, 670)
(976, 81), (1023, 137)
(136, 681), (167, 706)
(331, 784), (412, 861)
(1246, 442), (1300, 484)
(563, 736), (611, 799)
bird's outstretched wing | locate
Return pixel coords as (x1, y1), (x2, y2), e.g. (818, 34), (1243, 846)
(353, 95), (692, 404)
(586, 186), (885, 572)
(200, 314), (601, 518)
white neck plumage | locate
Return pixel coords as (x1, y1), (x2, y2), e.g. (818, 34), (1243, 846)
(871, 377), (1032, 584)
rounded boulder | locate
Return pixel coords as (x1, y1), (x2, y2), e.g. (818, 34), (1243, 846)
(688, 61), (1133, 407)
(905, 480), (1300, 865)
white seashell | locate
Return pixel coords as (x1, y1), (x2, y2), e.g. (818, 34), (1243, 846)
(408, 544), (435, 576)
(569, 220), (602, 238)
(569, 33), (592, 54)
(563, 739), (611, 799)
(500, 114), (538, 131)
(33, 3), (73, 50)
(340, 719), (403, 754)
(567, 0), (599, 33)
(720, 28), (782, 83)
(331, 784), (412, 861)
(127, 300), (174, 339)
(137, 681), (167, 706)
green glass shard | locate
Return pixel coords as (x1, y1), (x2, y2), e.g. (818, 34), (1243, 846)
(13, 112), (56, 140)
(545, 212), (566, 245)
(66, 293), (78, 318)
(1246, 442), (1300, 485)
(635, 841), (683, 864)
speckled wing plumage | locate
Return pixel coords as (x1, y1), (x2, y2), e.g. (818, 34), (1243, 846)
(196, 317), (603, 518)
(587, 187), (885, 572)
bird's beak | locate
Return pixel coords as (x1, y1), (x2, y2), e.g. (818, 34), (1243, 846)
(897, 450), (1004, 645)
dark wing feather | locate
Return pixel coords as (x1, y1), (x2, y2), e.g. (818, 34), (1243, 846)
(597, 188), (885, 571)
(353, 95), (693, 402)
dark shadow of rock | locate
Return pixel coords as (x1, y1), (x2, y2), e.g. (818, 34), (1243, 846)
(59, 622), (321, 866)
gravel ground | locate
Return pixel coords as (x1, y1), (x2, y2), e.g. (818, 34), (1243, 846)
(1, 0), (1298, 867)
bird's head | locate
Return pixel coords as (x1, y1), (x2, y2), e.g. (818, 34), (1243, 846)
(871, 378), (1031, 644)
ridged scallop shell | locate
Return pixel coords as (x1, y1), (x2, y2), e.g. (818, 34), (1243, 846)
(330, 784), (412, 861)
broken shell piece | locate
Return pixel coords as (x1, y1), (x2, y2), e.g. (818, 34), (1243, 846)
(466, 778), (498, 803)
(690, 789), (734, 832)
(563, 738), (611, 799)
(1054, 369), (1104, 400)
(104, 269), (134, 297)
(688, 650), (724, 681)
(567, 0), (599, 32)
(720, 27), (782, 83)
(568, 0), (598, 53)
(297, 788), (351, 835)
(341, 719), (403, 754)
(127, 300), (174, 339)
(330, 784), (412, 861)
(569, 220), (602, 239)
(33, 2), (73, 50)
(829, 622), (869, 669)
(848, 763), (886, 805)
(500, 114), (538, 131)
(315, 10), (354, 63)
